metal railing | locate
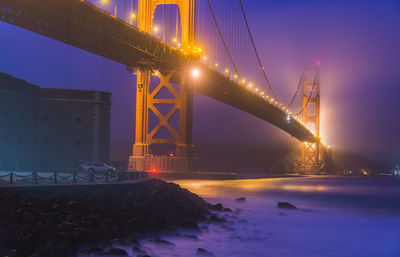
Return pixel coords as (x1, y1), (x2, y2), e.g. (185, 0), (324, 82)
(0, 171), (148, 185)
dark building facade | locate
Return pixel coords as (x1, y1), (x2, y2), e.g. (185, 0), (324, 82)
(0, 72), (111, 171)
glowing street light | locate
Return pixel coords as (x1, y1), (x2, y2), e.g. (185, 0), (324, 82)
(191, 68), (200, 78)
(153, 26), (159, 33)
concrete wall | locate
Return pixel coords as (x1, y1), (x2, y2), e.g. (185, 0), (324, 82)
(0, 72), (111, 171)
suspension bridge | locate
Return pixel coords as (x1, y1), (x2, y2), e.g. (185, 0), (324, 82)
(0, 0), (325, 173)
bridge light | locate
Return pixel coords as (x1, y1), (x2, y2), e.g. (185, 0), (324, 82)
(224, 68), (229, 74)
(172, 37), (178, 42)
(241, 79), (246, 84)
(215, 63), (219, 67)
(248, 83), (253, 88)
(191, 68), (200, 78)
(234, 74), (238, 79)
(255, 88), (259, 92)
(131, 13), (136, 19)
(153, 26), (159, 33)
(198, 48), (203, 53)
(286, 114), (291, 122)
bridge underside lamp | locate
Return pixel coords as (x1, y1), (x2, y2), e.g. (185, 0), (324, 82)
(191, 68), (200, 78)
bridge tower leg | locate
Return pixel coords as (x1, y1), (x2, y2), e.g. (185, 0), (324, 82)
(301, 69), (321, 174)
(129, 0), (196, 172)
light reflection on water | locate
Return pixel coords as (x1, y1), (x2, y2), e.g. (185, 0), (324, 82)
(173, 176), (400, 214)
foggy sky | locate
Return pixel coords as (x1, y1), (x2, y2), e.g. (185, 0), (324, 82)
(1, 0), (399, 167)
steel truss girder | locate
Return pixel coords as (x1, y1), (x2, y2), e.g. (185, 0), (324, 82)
(0, 0), (187, 70)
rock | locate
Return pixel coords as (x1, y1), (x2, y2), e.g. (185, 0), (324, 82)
(127, 238), (141, 246)
(148, 236), (175, 246)
(224, 207), (232, 212)
(200, 225), (209, 232)
(132, 246), (146, 255)
(0, 179), (214, 256)
(235, 197), (246, 202)
(211, 203), (223, 211)
(80, 244), (104, 254)
(208, 214), (225, 223)
(105, 247), (128, 255)
(196, 248), (215, 256)
(277, 202), (298, 209)
(182, 234), (199, 241)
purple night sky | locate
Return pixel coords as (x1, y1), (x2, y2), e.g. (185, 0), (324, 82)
(1, 0), (399, 168)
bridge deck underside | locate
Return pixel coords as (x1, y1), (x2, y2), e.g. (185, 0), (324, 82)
(0, 0), (316, 142)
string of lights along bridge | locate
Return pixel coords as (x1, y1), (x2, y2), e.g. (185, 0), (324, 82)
(84, 0), (315, 126)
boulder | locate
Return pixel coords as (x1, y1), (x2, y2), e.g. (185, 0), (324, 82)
(277, 202), (298, 210)
(105, 247), (128, 256)
(196, 248), (215, 257)
(235, 197), (246, 202)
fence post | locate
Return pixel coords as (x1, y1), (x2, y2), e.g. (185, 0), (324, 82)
(105, 173), (108, 182)
(73, 172), (76, 183)
(9, 172), (13, 184)
(54, 172), (57, 184)
(32, 171), (38, 184)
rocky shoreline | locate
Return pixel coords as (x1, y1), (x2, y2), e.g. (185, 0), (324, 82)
(0, 179), (226, 257)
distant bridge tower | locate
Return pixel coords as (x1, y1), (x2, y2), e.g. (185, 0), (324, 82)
(129, 0), (196, 172)
(301, 69), (321, 174)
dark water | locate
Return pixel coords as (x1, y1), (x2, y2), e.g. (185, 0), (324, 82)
(101, 176), (400, 257)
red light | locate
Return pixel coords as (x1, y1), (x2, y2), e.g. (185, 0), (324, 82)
(169, 153), (174, 157)
(316, 61), (321, 66)
(152, 168), (157, 172)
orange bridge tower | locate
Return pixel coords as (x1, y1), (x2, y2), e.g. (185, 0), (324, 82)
(129, 0), (196, 172)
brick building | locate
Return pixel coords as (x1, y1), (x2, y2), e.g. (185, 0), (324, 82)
(0, 72), (111, 171)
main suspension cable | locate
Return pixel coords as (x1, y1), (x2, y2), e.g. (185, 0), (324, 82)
(238, 0), (279, 102)
(206, 0), (241, 79)
(295, 72), (318, 116)
(287, 71), (304, 109)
